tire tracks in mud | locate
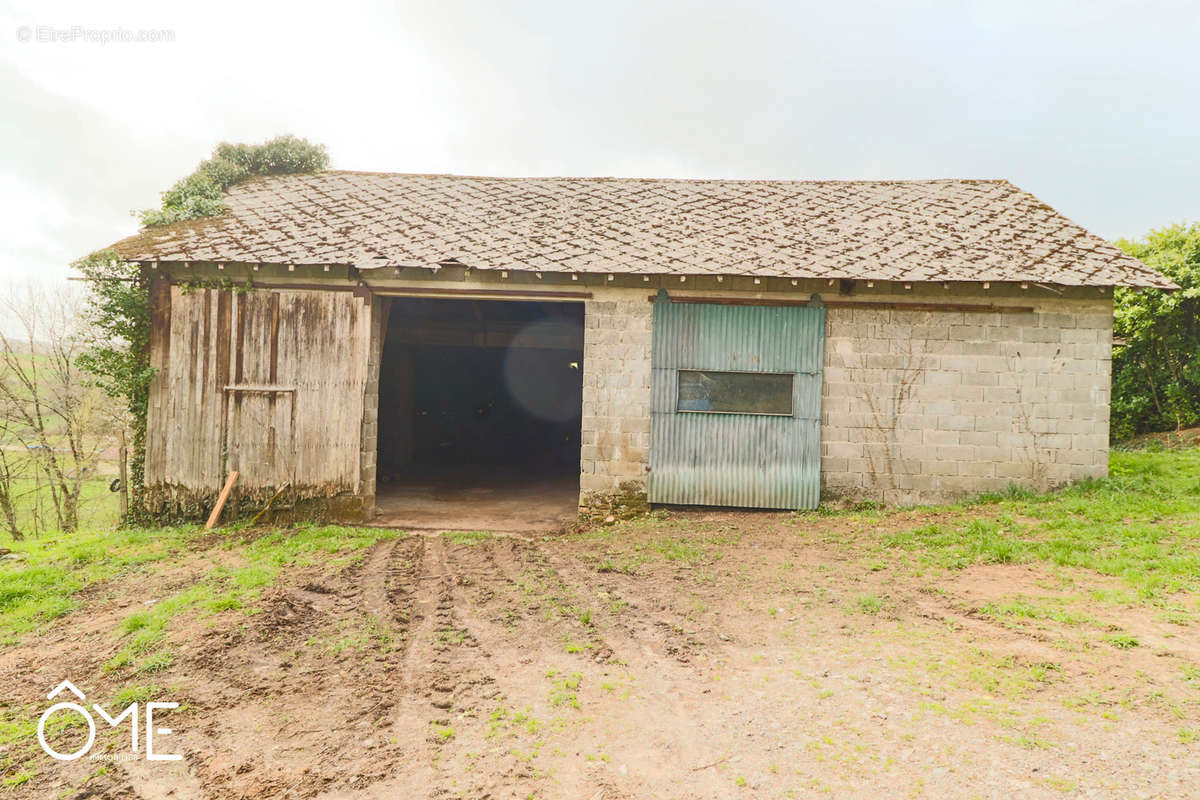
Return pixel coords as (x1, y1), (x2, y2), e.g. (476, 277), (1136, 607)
(440, 533), (708, 673)
(173, 536), (435, 799)
(377, 534), (510, 799)
(535, 544), (709, 669)
(458, 536), (724, 797)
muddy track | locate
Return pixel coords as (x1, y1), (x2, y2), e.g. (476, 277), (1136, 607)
(525, 541), (624, 665)
(372, 535), (507, 799)
(148, 537), (434, 800)
(6, 513), (1193, 800)
(537, 544), (706, 667)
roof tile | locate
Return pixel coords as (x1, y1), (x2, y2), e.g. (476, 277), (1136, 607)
(109, 172), (1174, 287)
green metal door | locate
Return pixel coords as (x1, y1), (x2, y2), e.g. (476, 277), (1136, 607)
(648, 293), (825, 509)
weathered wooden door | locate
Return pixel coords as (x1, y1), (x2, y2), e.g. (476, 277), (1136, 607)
(224, 292), (296, 490)
(144, 284), (371, 501)
(648, 294), (825, 509)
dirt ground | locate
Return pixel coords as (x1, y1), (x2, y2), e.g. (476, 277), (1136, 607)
(4, 512), (1199, 799)
(371, 472), (578, 532)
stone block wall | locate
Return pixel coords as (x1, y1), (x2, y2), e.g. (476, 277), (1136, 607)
(358, 295), (386, 515)
(343, 272), (1112, 509)
(577, 285), (1113, 506)
(821, 298), (1113, 504)
(579, 297), (654, 497)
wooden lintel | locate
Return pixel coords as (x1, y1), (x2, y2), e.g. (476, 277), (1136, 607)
(648, 295), (1034, 314)
(368, 286), (592, 301)
(163, 278), (591, 302)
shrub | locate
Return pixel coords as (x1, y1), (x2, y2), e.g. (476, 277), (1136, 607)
(137, 134), (329, 227)
(1112, 223), (1200, 439)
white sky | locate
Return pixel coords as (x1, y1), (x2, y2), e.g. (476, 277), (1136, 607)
(1, 0), (1197, 287)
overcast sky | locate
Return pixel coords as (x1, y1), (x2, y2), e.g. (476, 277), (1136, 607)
(1, 0), (1197, 287)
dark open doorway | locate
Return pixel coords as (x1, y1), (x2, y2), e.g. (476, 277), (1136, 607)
(373, 297), (583, 530)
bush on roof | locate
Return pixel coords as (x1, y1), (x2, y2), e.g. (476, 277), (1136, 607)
(137, 134), (329, 228)
(1111, 222), (1200, 439)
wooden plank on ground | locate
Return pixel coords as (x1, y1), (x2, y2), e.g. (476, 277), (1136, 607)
(205, 471), (239, 530)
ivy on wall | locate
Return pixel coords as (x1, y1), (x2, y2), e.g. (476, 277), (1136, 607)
(74, 250), (154, 522)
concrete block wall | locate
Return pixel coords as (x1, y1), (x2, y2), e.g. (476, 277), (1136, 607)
(821, 298), (1113, 504)
(579, 297), (654, 497)
(358, 294), (386, 511)
(336, 270), (1112, 509)
(576, 285), (1112, 506)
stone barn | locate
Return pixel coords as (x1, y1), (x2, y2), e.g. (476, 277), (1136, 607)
(105, 172), (1172, 524)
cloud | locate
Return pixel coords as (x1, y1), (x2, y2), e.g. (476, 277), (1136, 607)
(0, 0), (1197, 286)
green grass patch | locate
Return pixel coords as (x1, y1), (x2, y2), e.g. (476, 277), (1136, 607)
(978, 597), (1093, 627)
(649, 537), (707, 565)
(0, 526), (190, 645)
(444, 530), (492, 546)
(854, 594), (883, 615)
(4, 475), (121, 535)
(92, 525), (395, 673)
(110, 684), (163, 707)
(548, 671), (583, 708)
(1103, 634), (1139, 650)
(876, 449), (1200, 601)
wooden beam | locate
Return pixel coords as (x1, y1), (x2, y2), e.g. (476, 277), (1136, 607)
(206, 471), (239, 530)
(367, 286), (592, 301)
(648, 295), (1033, 314)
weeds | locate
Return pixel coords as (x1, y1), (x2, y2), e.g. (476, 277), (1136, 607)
(548, 672), (583, 709)
(854, 594), (883, 615)
(1103, 634), (1139, 650)
(100, 525), (395, 674)
(444, 531), (492, 546)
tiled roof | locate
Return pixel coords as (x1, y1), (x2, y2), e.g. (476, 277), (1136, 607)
(109, 171), (1174, 288)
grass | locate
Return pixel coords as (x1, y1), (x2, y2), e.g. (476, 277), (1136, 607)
(872, 449), (1200, 601)
(0, 521), (394, 658)
(0, 520), (395, 788)
(854, 594), (883, 615)
(650, 537), (708, 565)
(110, 683), (163, 707)
(548, 671), (583, 708)
(0, 526), (188, 645)
(1103, 634), (1139, 650)
(978, 597), (1093, 627)
(4, 475), (121, 535)
(101, 525), (395, 672)
(444, 530), (492, 546)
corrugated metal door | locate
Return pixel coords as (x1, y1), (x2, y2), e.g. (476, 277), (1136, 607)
(648, 293), (825, 509)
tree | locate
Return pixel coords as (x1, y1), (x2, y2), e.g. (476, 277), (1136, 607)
(75, 251), (153, 523)
(1112, 223), (1200, 439)
(0, 284), (117, 535)
(0, 415), (20, 539)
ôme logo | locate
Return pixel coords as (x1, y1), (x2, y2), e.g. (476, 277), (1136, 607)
(37, 680), (181, 762)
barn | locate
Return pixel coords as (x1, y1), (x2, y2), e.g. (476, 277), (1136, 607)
(106, 172), (1172, 523)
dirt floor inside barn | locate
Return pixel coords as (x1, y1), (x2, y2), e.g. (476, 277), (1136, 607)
(4, 454), (1200, 799)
